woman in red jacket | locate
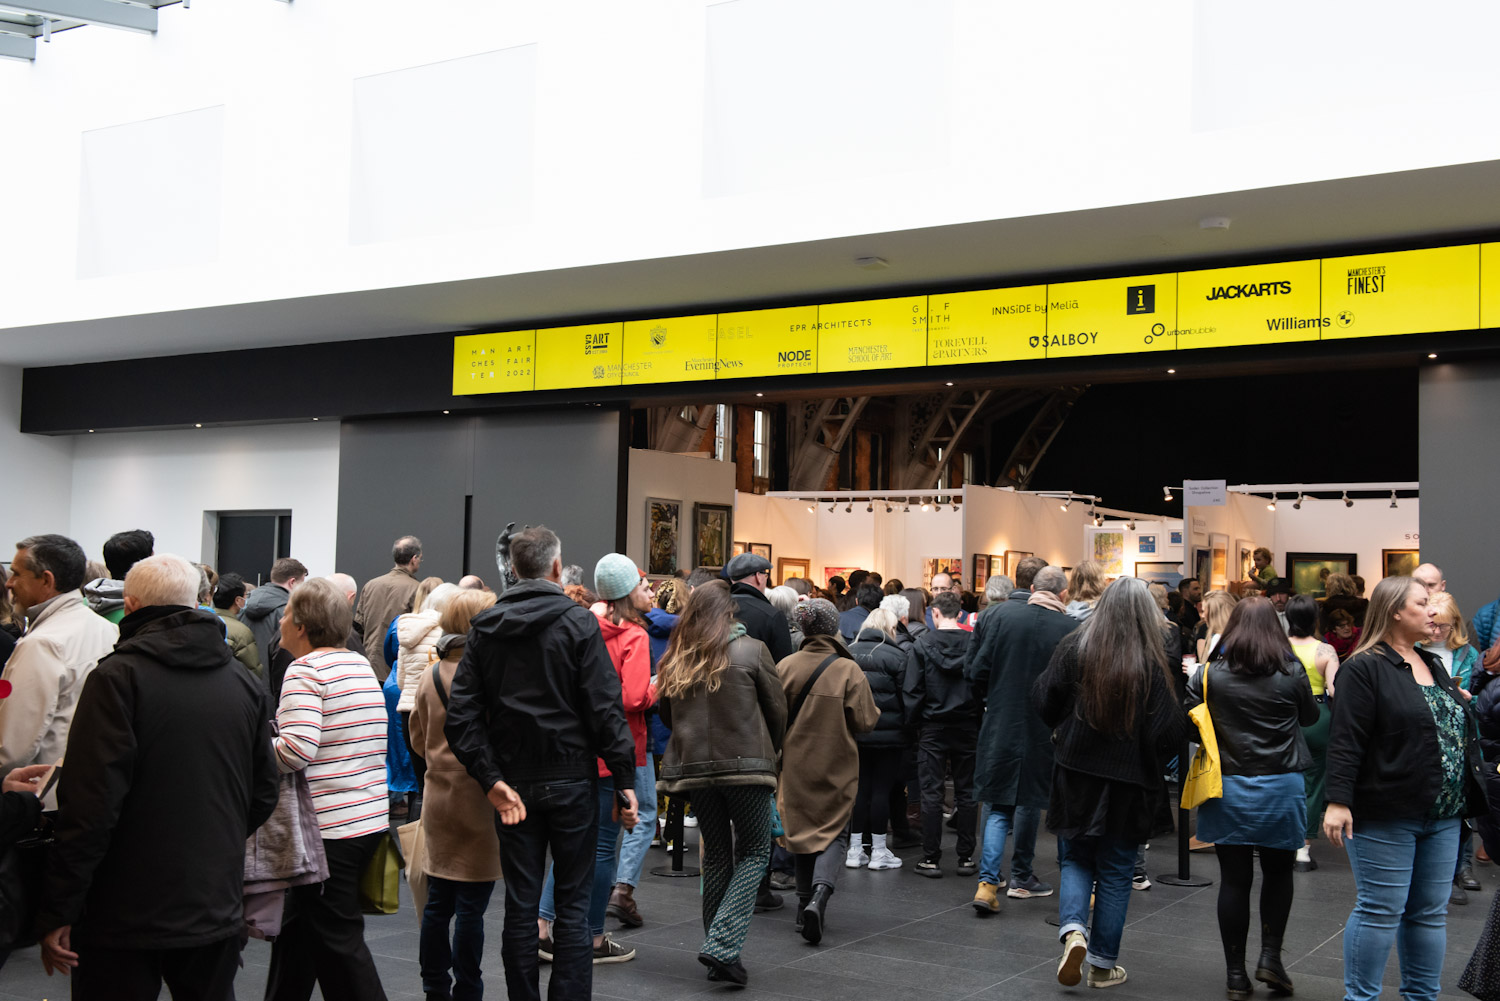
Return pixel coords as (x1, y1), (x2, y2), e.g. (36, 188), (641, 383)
(536, 553), (656, 964)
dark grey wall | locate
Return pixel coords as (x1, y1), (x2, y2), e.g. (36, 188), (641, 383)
(336, 410), (625, 592)
(1419, 361), (1500, 610)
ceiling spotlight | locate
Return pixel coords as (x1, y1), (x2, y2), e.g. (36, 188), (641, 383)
(845, 503), (853, 513)
(828, 503), (836, 513)
(1390, 489), (1398, 509)
(1092, 512), (1103, 527)
(920, 500), (930, 512)
(952, 502), (960, 513)
(1060, 497), (1073, 511)
(885, 503), (893, 513)
(1267, 494), (1277, 511)
(807, 503), (816, 513)
(866, 502), (874, 513)
(1293, 493), (1303, 510)
(903, 503), (911, 513)
(1343, 491), (1352, 508)
(1126, 520), (1136, 531)
(1163, 486), (1173, 501)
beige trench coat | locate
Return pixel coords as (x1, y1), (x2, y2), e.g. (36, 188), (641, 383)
(775, 634), (879, 854)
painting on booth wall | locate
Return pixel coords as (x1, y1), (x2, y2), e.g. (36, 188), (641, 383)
(972, 554), (990, 593)
(749, 542), (772, 562)
(1383, 549), (1419, 579)
(1003, 551), (1032, 578)
(1286, 553), (1357, 597)
(646, 498), (681, 577)
(732, 541), (746, 558)
(1088, 531), (1124, 575)
(825, 566), (861, 589)
(694, 503), (733, 571)
(777, 557), (810, 585)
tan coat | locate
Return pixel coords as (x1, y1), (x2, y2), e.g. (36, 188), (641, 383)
(354, 566), (419, 680)
(775, 634), (879, 854)
(410, 651), (502, 882)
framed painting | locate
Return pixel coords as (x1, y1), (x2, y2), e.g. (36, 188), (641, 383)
(1383, 548), (1420, 578)
(922, 558), (962, 588)
(1285, 552), (1357, 597)
(1088, 529), (1125, 575)
(1135, 561), (1185, 587)
(777, 557), (810, 585)
(1193, 548), (1212, 590)
(1235, 539), (1255, 582)
(825, 566), (861, 588)
(1209, 533), (1229, 590)
(972, 554), (990, 592)
(731, 541), (747, 558)
(645, 498), (681, 577)
(693, 502), (733, 571)
(1004, 550), (1034, 577)
(749, 542), (772, 562)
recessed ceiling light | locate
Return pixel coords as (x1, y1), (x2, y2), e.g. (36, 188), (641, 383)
(194, 423), (202, 428)
(1428, 353), (1438, 359)
(311, 417), (319, 421)
(87, 429), (94, 433)
(945, 381), (953, 387)
(443, 410), (450, 414)
(1167, 368), (1176, 374)
(756, 392), (764, 397)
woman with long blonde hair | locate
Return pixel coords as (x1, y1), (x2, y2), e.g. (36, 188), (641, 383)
(1197, 590), (1239, 665)
(657, 580), (787, 986)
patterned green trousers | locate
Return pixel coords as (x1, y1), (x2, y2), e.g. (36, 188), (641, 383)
(694, 784), (774, 962)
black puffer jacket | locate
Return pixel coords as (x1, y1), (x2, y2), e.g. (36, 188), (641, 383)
(848, 629), (910, 747)
(731, 583), (795, 663)
(903, 628), (980, 726)
(446, 579), (635, 792)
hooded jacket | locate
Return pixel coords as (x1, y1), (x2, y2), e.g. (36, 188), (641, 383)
(395, 608), (443, 713)
(644, 608), (678, 670)
(592, 610), (655, 773)
(847, 628), (910, 747)
(241, 582), (290, 670)
(82, 578), (126, 624)
(903, 627), (980, 726)
(214, 607), (263, 679)
(37, 606), (279, 948)
(445, 579), (635, 792)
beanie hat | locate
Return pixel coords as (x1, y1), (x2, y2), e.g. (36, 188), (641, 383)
(794, 598), (840, 638)
(594, 553), (641, 602)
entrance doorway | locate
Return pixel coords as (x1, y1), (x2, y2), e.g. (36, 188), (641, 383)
(213, 511), (292, 585)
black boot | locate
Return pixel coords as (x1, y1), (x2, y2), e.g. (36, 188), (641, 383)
(794, 896), (807, 933)
(1255, 927), (1294, 996)
(801, 885), (831, 945)
(1225, 944), (1252, 1001)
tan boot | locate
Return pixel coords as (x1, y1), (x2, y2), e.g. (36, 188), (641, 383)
(606, 883), (643, 928)
(972, 881), (1001, 915)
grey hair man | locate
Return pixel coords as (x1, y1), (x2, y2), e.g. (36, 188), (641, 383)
(962, 557), (1078, 912)
(1413, 563), (1446, 593)
(325, 572), (365, 652)
(1, 534), (119, 776)
(984, 575), (1015, 606)
(354, 536), (423, 681)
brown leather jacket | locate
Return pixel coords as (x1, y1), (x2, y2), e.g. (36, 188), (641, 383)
(658, 635), (787, 793)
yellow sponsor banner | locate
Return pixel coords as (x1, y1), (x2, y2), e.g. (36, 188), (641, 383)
(926, 286), (1048, 365)
(1177, 259), (1323, 348)
(1322, 245), (1479, 340)
(815, 296), (927, 374)
(1044, 273), (1177, 357)
(452, 330), (536, 396)
(1479, 244), (1500, 331)
(534, 323), (623, 391)
(623, 314), (718, 385)
(716, 305), (818, 379)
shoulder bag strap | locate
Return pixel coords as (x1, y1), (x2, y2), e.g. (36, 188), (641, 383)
(786, 653), (840, 733)
(430, 660), (449, 708)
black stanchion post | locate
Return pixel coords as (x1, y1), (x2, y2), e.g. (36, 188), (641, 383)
(650, 794), (699, 878)
(1156, 736), (1213, 888)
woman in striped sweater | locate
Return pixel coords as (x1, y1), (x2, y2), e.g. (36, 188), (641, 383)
(265, 577), (391, 1001)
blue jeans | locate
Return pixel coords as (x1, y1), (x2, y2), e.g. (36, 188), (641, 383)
(615, 763), (658, 888)
(1057, 834), (1138, 968)
(494, 777), (597, 1001)
(1343, 816), (1460, 1001)
(540, 781), (620, 937)
(979, 803), (1042, 885)
(420, 877), (495, 1001)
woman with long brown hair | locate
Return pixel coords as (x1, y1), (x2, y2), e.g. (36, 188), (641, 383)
(1187, 597), (1318, 1000)
(1325, 575), (1486, 1001)
(1032, 577), (1188, 991)
(656, 580), (786, 986)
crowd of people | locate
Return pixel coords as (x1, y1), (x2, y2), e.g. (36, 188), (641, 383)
(1, 524), (1499, 1001)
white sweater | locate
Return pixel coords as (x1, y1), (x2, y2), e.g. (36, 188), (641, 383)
(395, 609), (442, 713)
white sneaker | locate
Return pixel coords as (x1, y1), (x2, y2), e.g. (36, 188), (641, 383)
(868, 847), (903, 870)
(1295, 845), (1311, 864)
(683, 813), (698, 828)
(845, 845), (869, 868)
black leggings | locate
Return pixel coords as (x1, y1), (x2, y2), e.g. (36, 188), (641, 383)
(1215, 844), (1295, 960)
(853, 746), (902, 837)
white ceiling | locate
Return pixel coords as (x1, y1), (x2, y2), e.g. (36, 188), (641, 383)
(6, 160), (1500, 368)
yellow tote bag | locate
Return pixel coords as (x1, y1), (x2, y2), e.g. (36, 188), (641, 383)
(1180, 665), (1224, 809)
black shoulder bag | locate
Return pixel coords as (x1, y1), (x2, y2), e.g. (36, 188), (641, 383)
(786, 653), (840, 733)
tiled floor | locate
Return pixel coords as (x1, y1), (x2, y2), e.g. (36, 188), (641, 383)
(1, 826), (1493, 1000)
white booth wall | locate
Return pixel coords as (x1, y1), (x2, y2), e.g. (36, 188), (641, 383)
(964, 486), (1092, 573)
(625, 448), (737, 575)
